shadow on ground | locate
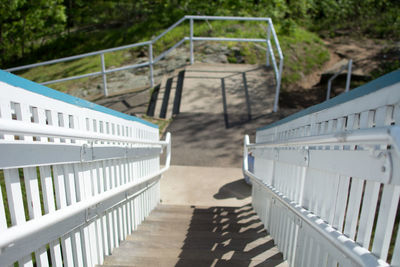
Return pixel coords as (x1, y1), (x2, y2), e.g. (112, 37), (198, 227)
(165, 110), (296, 167)
(214, 179), (251, 200)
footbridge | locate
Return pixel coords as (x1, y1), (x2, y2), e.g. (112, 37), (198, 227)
(1, 16), (400, 267)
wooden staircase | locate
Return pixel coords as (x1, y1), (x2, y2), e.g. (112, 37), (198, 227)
(99, 204), (287, 267)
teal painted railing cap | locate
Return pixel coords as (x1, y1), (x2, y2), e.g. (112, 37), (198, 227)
(258, 69), (400, 132)
(0, 69), (158, 129)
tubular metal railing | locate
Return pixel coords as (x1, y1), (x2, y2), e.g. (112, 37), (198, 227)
(5, 15), (284, 112)
(326, 59), (352, 100)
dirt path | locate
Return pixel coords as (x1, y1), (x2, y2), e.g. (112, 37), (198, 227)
(280, 36), (389, 109)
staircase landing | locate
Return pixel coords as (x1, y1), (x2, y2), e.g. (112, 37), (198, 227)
(99, 204), (287, 267)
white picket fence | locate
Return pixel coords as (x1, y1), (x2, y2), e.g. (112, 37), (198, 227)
(244, 70), (400, 266)
(0, 70), (171, 267)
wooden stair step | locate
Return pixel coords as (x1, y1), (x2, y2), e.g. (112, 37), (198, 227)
(100, 204), (287, 267)
(150, 208), (257, 219)
(100, 255), (286, 267)
(137, 219), (265, 233)
(105, 245), (282, 262)
(153, 204), (253, 214)
(118, 234), (273, 250)
(126, 228), (269, 239)
(143, 211), (260, 223)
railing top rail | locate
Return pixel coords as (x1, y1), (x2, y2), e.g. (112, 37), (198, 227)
(249, 126), (400, 151)
(268, 19), (283, 59)
(152, 17), (187, 43)
(0, 70), (158, 128)
(0, 119), (167, 145)
(185, 15), (271, 22)
(5, 41), (151, 72)
(5, 15), (275, 72)
(258, 69), (400, 132)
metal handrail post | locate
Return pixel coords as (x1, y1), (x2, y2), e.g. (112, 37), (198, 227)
(326, 79), (333, 100)
(100, 53), (108, 96)
(345, 59), (352, 92)
(266, 21), (271, 67)
(273, 58), (283, 112)
(190, 18), (194, 64)
(149, 43), (154, 87)
(326, 59), (352, 100)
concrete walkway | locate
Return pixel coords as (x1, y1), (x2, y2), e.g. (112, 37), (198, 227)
(166, 63), (294, 167)
(161, 166), (251, 207)
(160, 63), (296, 208)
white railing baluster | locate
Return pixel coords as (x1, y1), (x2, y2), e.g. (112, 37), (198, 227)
(0, 182), (7, 231)
(372, 185), (400, 261)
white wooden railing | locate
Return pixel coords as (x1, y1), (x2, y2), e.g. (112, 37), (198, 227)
(0, 69), (171, 267)
(244, 69), (400, 266)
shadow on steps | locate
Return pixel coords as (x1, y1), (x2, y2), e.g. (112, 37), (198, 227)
(175, 204), (285, 267)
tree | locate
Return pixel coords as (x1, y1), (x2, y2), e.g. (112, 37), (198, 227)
(0, 0), (66, 65)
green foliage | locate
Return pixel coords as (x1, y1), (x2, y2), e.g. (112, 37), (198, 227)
(279, 26), (330, 85)
(307, 0), (400, 37)
(0, 0), (66, 65)
(2, 0), (399, 68)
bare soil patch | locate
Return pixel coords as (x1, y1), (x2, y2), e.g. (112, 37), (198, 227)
(280, 36), (394, 110)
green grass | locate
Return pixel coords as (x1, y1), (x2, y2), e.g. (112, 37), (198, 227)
(141, 115), (172, 136)
(279, 26), (330, 86)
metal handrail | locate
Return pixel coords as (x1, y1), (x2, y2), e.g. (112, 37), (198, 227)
(243, 134), (391, 267)
(4, 16), (284, 112)
(326, 59), (353, 100)
(246, 126), (400, 152)
(0, 118), (169, 146)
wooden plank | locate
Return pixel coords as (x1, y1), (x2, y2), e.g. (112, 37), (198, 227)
(371, 184), (400, 261)
(0, 181), (7, 231)
(23, 167), (50, 267)
(356, 181), (380, 248)
(35, 106), (63, 267)
(332, 175), (350, 232)
(4, 168), (26, 226)
(0, 98), (13, 141)
(391, 222), (400, 266)
(343, 177), (364, 239)
(8, 98), (33, 267)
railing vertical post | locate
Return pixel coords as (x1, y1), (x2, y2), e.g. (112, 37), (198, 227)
(190, 18), (194, 65)
(345, 59), (352, 92)
(266, 21), (271, 67)
(149, 43), (154, 88)
(273, 58), (283, 112)
(100, 53), (108, 97)
(326, 80), (333, 100)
